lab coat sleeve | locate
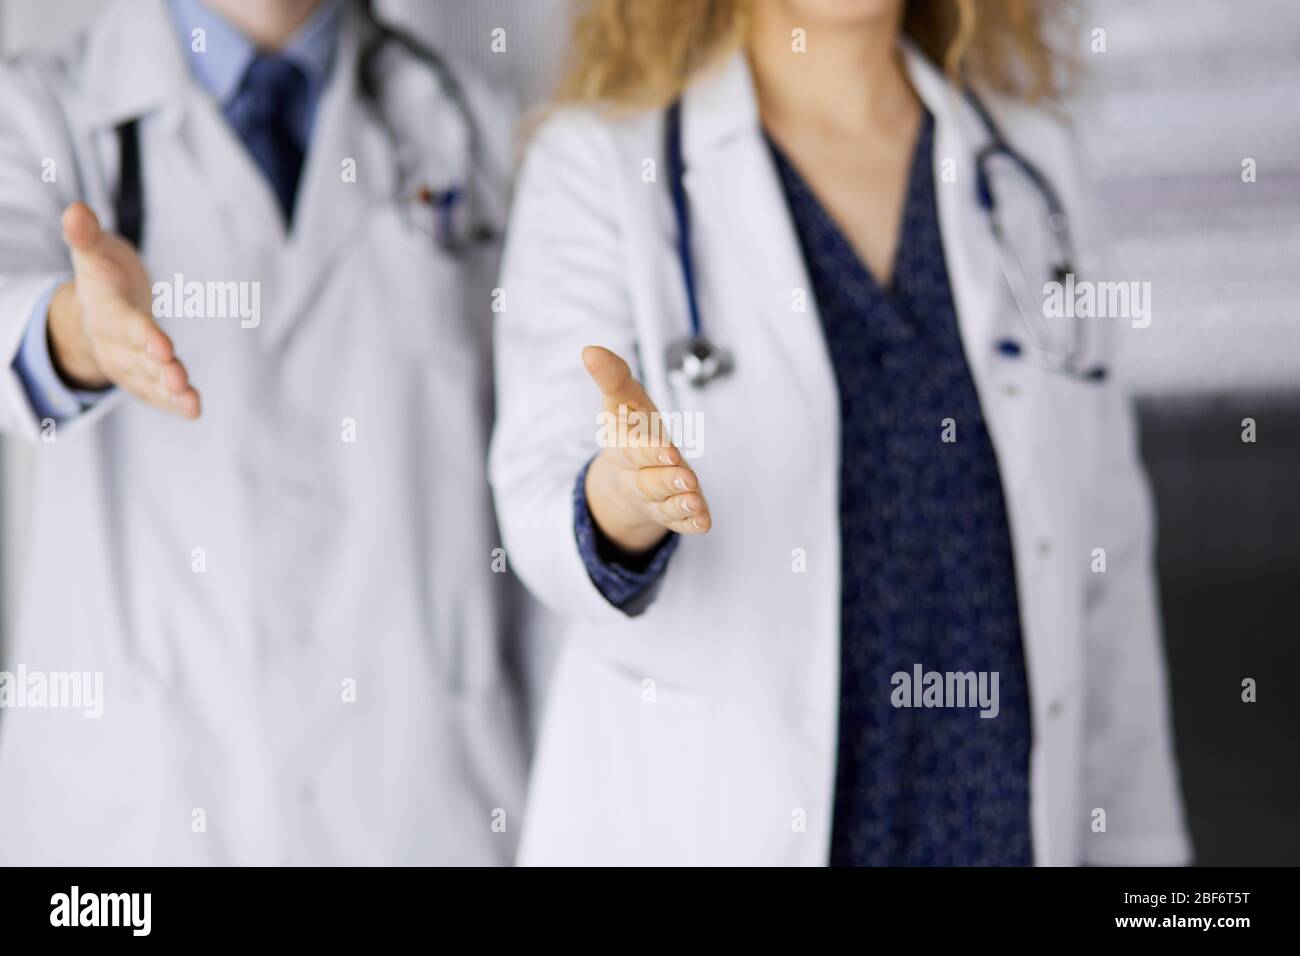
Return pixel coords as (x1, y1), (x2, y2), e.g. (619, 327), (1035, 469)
(0, 54), (122, 441)
(573, 457), (679, 613)
(1054, 118), (1192, 866)
(12, 276), (116, 423)
(489, 110), (652, 622)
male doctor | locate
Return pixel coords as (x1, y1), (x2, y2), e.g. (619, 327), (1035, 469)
(0, 0), (527, 864)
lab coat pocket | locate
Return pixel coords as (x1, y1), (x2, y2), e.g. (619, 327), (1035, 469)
(364, 204), (480, 370)
(528, 645), (718, 864)
(1011, 359), (1108, 502)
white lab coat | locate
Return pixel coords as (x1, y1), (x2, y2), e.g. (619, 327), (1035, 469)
(491, 45), (1191, 866)
(0, 0), (528, 865)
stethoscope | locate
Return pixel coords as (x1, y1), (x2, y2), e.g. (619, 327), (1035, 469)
(964, 89), (1106, 382)
(663, 89), (1107, 388)
(355, 5), (497, 255)
(110, 2), (495, 256)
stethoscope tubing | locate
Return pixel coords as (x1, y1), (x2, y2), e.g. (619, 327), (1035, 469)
(663, 86), (1107, 387)
(111, 8), (493, 258)
(665, 101), (705, 341)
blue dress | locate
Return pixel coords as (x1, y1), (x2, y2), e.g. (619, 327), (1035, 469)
(768, 112), (1034, 866)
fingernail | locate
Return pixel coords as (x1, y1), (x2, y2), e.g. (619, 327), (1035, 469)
(681, 497), (695, 515)
(691, 517), (704, 531)
(658, 453), (673, 466)
(673, 477), (688, 492)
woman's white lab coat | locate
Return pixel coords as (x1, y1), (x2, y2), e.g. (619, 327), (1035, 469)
(0, 0), (527, 864)
(491, 44), (1191, 866)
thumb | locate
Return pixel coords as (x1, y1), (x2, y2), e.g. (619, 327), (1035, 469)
(582, 346), (657, 414)
(62, 202), (105, 255)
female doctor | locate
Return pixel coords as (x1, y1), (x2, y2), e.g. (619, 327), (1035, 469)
(492, 0), (1190, 866)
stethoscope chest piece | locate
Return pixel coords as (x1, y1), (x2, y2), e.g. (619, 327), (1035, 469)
(666, 335), (734, 388)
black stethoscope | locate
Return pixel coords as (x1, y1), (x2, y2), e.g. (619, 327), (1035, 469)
(111, 3), (495, 256)
(663, 88), (1107, 388)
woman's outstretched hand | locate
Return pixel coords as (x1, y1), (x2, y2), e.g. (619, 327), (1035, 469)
(581, 345), (712, 554)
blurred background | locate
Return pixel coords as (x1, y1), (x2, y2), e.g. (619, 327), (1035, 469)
(1, 0), (1295, 864)
(1076, 0), (1300, 866)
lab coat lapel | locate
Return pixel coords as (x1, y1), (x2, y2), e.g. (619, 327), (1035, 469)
(901, 41), (1039, 509)
(262, 6), (398, 350)
(78, 0), (397, 346)
(899, 40), (1005, 383)
(77, 0), (289, 311)
(79, 0), (297, 274)
(680, 54), (839, 452)
(80, 0), (187, 130)
(179, 95), (288, 259)
(903, 43), (1069, 791)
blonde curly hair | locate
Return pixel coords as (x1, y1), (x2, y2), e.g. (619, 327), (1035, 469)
(555, 0), (1072, 109)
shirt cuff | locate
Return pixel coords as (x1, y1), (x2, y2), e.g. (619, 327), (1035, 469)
(12, 277), (114, 423)
(573, 458), (679, 615)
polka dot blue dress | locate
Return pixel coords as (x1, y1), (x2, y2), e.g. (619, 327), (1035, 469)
(768, 112), (1034, 866)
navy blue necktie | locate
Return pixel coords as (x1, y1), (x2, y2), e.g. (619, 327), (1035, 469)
(229, 54), (308, 224)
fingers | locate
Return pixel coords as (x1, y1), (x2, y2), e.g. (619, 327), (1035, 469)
(582, 345), (657, 414)
(97, 341), (172, 387)
(662, 509), (712, 536)
(136, 361), (199, 419)
(63, 201), (156, 318)
(583, 347), (674, 465)
(632, 465), (712, 535)
(169, 386), (202, 420)
(61, 203), (197, 419)
(645, 479), (710, 533)
(652, 491), (710, 530)
(609, 418), (683, 470)
(63, 202), (128, 294)
(634, 464), (697, 501)
(87, 300), (172, 355)
(61, 202), (104, 254)
(584, 348), (711, 541)
(96, 329), (200, 420)
(120, 363), (201, 418)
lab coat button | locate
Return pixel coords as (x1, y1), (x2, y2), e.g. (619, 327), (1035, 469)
(1048, 699), (1065, 719)
(1037, 538), (1051, 556)
(1003, 383), (1019, 397)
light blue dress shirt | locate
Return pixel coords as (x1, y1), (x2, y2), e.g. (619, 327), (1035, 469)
(12, 0), (341, 422)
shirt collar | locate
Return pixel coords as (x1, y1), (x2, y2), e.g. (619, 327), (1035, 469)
(167, 0), (342, 107)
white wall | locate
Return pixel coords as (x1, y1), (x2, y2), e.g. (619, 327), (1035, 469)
(1078, 0), (1300, 395)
